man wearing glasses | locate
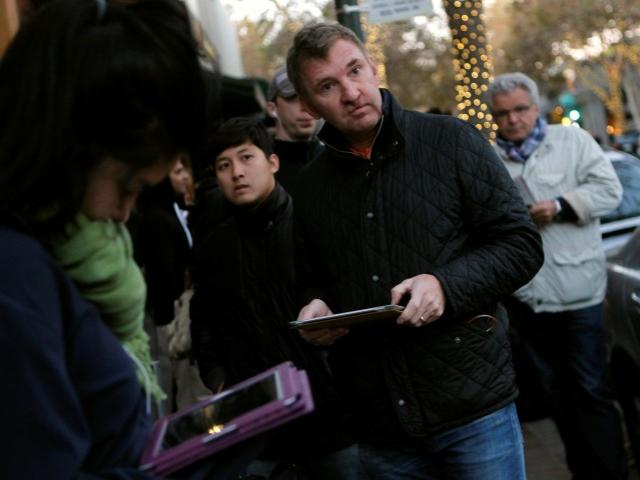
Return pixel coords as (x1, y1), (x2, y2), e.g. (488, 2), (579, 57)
(489, 72), (627, 480)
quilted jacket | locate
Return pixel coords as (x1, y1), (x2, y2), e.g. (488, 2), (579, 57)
(293, 90), (544, 443)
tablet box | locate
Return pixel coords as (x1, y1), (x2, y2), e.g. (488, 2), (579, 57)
(139, 362), (314, 476)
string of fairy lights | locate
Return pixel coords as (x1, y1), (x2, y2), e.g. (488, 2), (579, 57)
(442, 0), (497, 140)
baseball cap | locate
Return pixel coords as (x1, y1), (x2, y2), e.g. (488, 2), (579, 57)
(268, 65), (297, 101)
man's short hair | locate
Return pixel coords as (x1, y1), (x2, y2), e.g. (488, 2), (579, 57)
(205, 117), (274, 163)
(486, 72), (541, 110)
(286, 22), (366, 99)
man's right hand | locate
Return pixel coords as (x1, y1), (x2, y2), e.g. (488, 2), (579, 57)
(296, 298), (349, 346)
(529, 200), (557, 226)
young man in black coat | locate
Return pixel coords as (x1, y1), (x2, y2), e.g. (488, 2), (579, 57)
(189, 117), (363, 479)
(286, 22), (544, 479)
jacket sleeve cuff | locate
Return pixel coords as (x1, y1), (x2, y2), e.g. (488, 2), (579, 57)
(555, 196), (578, 222)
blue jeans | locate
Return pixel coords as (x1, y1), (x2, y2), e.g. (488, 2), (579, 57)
(359, 403), (525, 480)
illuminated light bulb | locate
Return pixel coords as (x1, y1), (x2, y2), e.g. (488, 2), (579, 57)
(478, 112), (485, 119)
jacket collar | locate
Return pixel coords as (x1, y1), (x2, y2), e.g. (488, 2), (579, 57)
(231, 182), (291, 232)
(317, 88), (404, 161)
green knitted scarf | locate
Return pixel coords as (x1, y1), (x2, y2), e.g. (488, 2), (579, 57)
(50, 213), (165, 402)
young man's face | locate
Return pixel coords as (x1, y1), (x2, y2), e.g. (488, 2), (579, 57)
(268, 95), (318, 142)
(491, 87), (540, 142)
(214, 141), (279, 206)
(298, 39), (382, 146)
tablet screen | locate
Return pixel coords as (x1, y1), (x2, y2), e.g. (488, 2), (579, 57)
(161, 372), (280, 449)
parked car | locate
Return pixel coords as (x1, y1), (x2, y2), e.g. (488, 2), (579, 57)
(602, 148), (640, 253)
(602, 147), (640, 467)
(612, 130), (640, 157)
(605, 227), (640, 467)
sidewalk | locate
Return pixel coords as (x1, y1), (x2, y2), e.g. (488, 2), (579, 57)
(522, 418), (639, 479)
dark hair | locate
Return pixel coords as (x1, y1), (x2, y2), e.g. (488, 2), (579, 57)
(205, 117), (274, 162)
(0, 0), (206, 236)
(286, 22), (366, 99)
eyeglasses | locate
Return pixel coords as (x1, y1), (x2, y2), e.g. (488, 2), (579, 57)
(492, 104), (534, 120)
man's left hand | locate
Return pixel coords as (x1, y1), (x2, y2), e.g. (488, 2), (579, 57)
(391, 274), (445, 327)
(529, 200), (557, 226)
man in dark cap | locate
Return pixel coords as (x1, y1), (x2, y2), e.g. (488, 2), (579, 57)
(266, 65), (322, 193)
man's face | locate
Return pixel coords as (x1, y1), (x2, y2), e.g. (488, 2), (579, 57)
(169, 159), (192, 196)
(298, 39), (382, 145)
(491, 87), (540, 142)
(269, 95), (318, 142)
(214, 141), (279, 206)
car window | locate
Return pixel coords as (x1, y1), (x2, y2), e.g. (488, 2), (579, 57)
(602, 158), (640, 223)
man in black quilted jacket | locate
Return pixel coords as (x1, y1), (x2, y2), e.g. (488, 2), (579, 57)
(286, 22), (544, 479)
